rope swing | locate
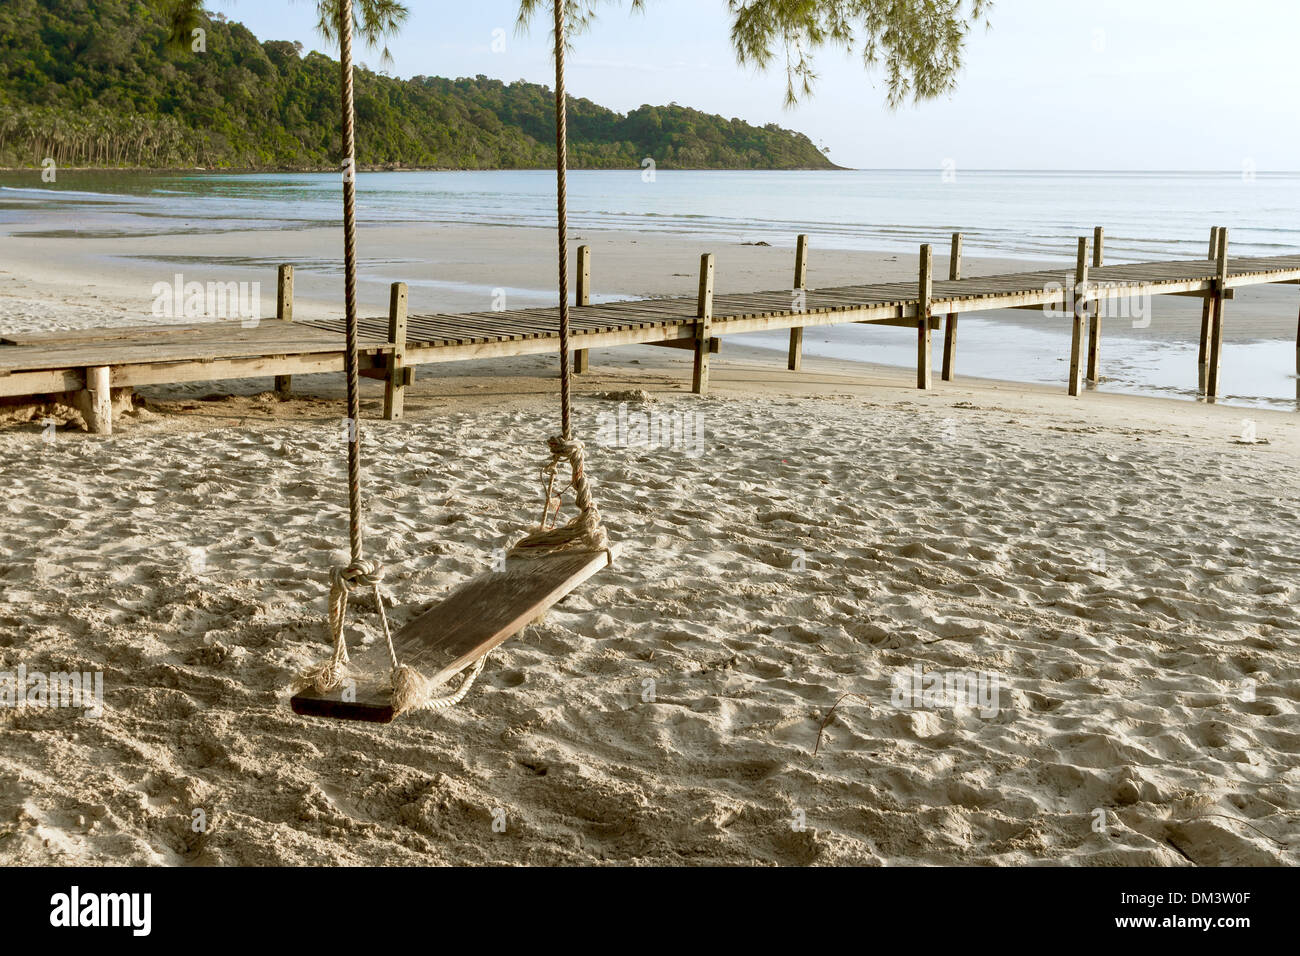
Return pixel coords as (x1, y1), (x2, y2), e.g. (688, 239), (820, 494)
(511, 1), (611, 561)
(295, 0), (611, 718)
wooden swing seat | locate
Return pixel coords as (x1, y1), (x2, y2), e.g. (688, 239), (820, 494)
(290, 546), (615, 723)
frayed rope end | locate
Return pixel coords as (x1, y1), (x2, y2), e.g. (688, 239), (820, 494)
(293, 657), (348, 695)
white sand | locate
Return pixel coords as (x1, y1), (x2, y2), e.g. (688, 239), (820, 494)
(0, 342), (1297, 864)
(0, 225), (1297, 865)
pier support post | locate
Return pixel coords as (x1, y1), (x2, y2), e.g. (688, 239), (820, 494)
(574, 245), (591, 373)
(788, 234), (809, 371)
(1086, 227), (1103, 384)
(1068, 238), (1089, 397)
(941, 232), (962, 381)
(1198, 227), (1222, 393)
(383, 282), (409, 420)
(77, 365), (112, 435)
(917, 244), (933, 390)
(787, 327), (803, 371)
(275, 264), (295, 399)
(1206, 228), (1230, 402)
(692, 253), (714, 395)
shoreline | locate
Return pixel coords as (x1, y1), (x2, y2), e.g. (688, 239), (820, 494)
(0, 164), (849, 175)
(1, 219), (1296, 411)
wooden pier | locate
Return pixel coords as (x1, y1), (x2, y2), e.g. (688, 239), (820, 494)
(3, 228), (1299, 433)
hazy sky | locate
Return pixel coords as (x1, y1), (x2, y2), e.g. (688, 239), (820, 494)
(208, 0), (1300, 171)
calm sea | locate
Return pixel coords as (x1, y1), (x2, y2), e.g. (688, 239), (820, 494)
(3, 168), (1299, 260)
(2, 169), (1297, 409)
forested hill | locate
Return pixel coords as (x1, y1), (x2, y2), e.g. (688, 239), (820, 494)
(0, 0), (838, 171)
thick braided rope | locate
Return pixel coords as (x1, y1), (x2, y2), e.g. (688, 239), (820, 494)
(390, 655), (488, 717)
(293, 560), (385, 694)
(507, 7), (611, 560)
(339, 2), (363, 566)
(295, 3), (373, 699)
(510, 436), (610, 555)
(554, 0), (573, 442)
(293, 557), (487, 715)
(294, 5), (482, 712)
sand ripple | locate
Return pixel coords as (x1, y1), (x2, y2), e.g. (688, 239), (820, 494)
(0, 392), (1296, 865)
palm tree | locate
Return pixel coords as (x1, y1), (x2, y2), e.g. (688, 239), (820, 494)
(303, 0), (409, 62)
(517, 0), (992, 108)
(158, 0), (206, 51)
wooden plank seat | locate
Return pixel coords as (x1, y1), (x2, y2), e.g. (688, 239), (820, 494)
(290, 546), (615, 723)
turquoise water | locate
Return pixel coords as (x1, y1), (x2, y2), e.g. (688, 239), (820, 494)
(3, 168), (1300, 262)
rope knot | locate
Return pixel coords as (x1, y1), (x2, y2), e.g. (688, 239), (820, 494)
(336, 559), (384, 591)
(546, 435), (583, 459)
(510, 434), (611, 557)
(295, 559), (387, 695)
(296, 556), (489, 715)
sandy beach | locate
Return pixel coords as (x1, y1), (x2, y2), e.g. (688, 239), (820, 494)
(0, 220), (1297, 865)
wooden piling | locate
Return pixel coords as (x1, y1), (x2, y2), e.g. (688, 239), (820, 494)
(275, 264), (294, 398)
(941, 232), (962, 381)
(574, 244), (591, 373)
(1085, 303), (1102, 385)
(277, 264), (295, 322)
(1068, 237), (1089, 396)
(383, 281), (409, 420)
(692, 253), (714, 395)
(78, 365), (112, 435)
(917, 244), (933, 390)
(786, 327), (803, 371)
(1086, 227), (1103, 384)
(788, 234), (809, 371)
(1206, 228), (1229, 401)
(1198, 227), (1222, 392)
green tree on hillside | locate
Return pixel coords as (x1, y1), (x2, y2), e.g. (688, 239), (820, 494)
(0, 0), (838, 169)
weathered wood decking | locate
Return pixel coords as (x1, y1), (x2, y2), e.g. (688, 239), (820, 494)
(0, 316), (388, 433)
(3, 229), (1298, 433)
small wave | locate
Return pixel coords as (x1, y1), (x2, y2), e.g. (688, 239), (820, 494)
(0, 185), (126, 200)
